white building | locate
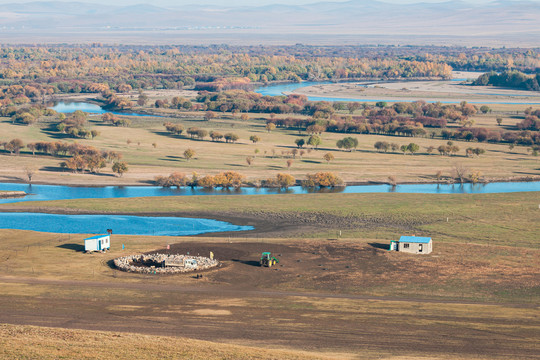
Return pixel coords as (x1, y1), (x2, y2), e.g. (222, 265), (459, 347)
(390, 236), (432, 254)
(84, 234), (110, 252)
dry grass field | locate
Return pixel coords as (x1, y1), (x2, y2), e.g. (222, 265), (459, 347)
(0, 226), (538, 359)
(1, 105), (539, 186)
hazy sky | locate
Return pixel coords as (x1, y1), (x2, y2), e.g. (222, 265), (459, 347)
(1, 0), (537, 5)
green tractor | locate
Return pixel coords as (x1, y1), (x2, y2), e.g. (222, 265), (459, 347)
(260, 252), (279, 267)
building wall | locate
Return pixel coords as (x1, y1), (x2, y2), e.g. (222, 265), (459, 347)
(398, 241), (432, 254)
(84, 236), (110, 252)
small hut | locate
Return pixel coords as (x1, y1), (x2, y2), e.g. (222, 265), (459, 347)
(84, 234), (110, 252)
(390, 236), (432, 254)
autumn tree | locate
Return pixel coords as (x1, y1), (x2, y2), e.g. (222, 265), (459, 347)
(323, 152), (334, 163)
(249, 135), (261, 143)
(303, 172), (343, 187)
(4, 139), (24, 155)
(276, 173), (295, 189)
(137, 93), (148, 106)
(204, 111), (216, 121)
(210, 131), (223, 142)
(112, 161), (128, 177)
(184, 148), (196, 161)
(224, 133), (239, 143)
(286, 159), (293, 169)
(265, 123), (276, 133)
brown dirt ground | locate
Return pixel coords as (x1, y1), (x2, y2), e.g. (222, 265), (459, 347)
(0, 240), (538, 359)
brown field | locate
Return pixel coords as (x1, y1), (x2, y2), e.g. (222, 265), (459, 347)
(0, 228), (538, 359)
(1, 103), (539, 187)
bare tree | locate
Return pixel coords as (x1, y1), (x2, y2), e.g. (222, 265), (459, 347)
(24, 166), (37, 183)
(452, 163), (469, 183)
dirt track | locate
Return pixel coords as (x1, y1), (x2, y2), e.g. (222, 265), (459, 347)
(0, 240), (538, 359)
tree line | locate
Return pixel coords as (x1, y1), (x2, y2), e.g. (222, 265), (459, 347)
(154, 171), (342, 189)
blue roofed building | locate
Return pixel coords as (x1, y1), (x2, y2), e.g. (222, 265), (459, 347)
(84, 234), (110, 252)
(390, 236), (432, 254)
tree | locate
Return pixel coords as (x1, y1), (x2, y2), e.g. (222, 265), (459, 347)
(224, 133), (239, 143)
(241, 113), (249, 121)
(286, 159), (293, 169)
(112, 162), (128, 177)
(210, 131), (223, 142)
(250, 135), (261, 143)
(4, 139), (24, 155)
(265, 123), (276, 133)
(407, 143), (420, 155)
(246, 156), (254, 166)
(184, 148), (196, 161)
(374, 141), (390, 152)
(137, 93), (148, 106)
(479, 105), (490, 114)
(375, 101), (387, 108)
(295, 138), (305, 148)
(276, 173), (295, 189)
(452, 163), (469, 183)
(196, 129), (208, 140)
(307, 135), (322, 149)
(336, 137), (358, 151)
(303, 172), (343, 187)
(204, 111), (216, 121)
(496, 117), (503, 126)
(323, 152), (334, 163)
(400, 145), (408, 154)
(24, 166), (37, 183)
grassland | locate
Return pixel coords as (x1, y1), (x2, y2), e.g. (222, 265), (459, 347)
(1, 98), (539, 186)
(6, 192), (539, 247)
(0, 324), (329, 360)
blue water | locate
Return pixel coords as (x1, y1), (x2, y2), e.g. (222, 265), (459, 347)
(0, 212), (252, 236)
(51, 102), (160, 117)
(1, 181), (539, 206)
(255, 82), (540, 105)
(256, 81), (333, 96)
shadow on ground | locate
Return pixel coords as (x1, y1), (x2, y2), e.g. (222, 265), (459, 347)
(57, 243), (85, 252)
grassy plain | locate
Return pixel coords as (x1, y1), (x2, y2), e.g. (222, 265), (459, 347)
(1, 192), (539, 358)
(1, 106), (539, 186)
(6, 192), (539, 247)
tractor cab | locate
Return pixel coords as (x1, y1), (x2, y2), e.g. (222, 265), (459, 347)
(260, 252), (279, 267)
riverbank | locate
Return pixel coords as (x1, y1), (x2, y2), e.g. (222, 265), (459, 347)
(2, 192), (538, 246)
(2, 175), (540, 189)
(0, 191), (27, 198)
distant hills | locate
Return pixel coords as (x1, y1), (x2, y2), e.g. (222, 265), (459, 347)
(0, 0), (539, 45)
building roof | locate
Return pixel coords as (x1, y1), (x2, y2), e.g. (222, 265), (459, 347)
(84, 234), (109, 241)
(399, 236), (431, 244)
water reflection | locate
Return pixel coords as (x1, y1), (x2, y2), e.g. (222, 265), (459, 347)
(0, 181), (538, 205)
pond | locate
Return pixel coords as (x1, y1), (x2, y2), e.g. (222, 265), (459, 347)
(51, 102), (160, 117)
(0, 212), (252, 236)
(0, 181), (539, 205)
